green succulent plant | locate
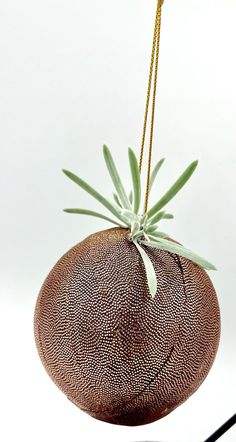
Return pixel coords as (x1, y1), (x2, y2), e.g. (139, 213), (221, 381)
(62, 145), (216, 298)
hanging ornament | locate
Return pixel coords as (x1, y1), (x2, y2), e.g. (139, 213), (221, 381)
(34, 0), (220, 427)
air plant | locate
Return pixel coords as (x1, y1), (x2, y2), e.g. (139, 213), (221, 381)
(63, 144), (216, 298)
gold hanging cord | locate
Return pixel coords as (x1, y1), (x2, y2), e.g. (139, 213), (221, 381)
(139, 0), (164, 213)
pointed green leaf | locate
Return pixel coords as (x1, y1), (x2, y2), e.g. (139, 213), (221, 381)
(128, 148), (141, 214)
(148, 210), (166, 226)
(103, 144), (131, 210)
(131, 220), (141, 237)
(141, 213), (148, 225)
(163, 213), (174, 219)
(113, 193), (122, 207)
(133, 241), (157, 298)
(148, 211), (174, 227)
(63, 208), (125, 227)
(120, 208), (139, 221)
(62, 169), (127, 225)
(148, 231), (168, 239)
(146, 225), (158, 234)
(141, 237), (216, 271)
(150, 158), (165, 191)
(147, 160), (198, 219)
(142, 158), (166, 213)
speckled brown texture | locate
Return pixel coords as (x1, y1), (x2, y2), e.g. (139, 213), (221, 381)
(34, 227), (220, 426)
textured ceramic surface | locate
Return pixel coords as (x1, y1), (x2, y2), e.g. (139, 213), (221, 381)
(34, 228), (220, 426)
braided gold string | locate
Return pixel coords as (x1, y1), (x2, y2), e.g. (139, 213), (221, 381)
(139, 3), (161, 173)
(139, 1), (163, 213)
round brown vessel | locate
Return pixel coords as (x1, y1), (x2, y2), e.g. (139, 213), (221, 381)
(34, 227), (220, 426)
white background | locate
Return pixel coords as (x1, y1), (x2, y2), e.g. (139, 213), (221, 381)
(0, 0), (235, 441)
